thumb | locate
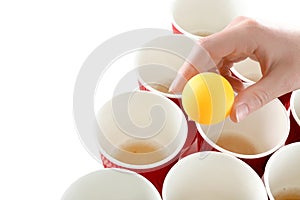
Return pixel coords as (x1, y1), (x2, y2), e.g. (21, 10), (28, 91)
(230, 75), (284, 122)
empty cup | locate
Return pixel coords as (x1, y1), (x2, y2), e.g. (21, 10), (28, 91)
(230, 58), (262, 83)
(171, 0), (243, 39)
(162, 151), (268, 200)
(61, 168), (162, 200)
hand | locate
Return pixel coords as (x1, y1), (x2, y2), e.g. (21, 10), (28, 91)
(169, 16), (300, 122)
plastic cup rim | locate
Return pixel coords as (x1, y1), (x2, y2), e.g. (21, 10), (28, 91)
(195, 98), (290, 159)
(291, 89), (300, 126)
(162, 151), (267, 199)
(62, 168), (162, 200)
(137, 77), (182, 99)
(97, 91), (188, 171)
(263, 142), (300, 200)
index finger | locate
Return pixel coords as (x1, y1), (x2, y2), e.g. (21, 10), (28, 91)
(169, 18), (260, 93)
(169, 43), (217, 93)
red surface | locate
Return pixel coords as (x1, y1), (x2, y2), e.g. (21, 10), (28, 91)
(278, 92), (291, 110)
(280, 92), (300, 145)
(171, 24), (182, 34)
(286, 113), (300, 145)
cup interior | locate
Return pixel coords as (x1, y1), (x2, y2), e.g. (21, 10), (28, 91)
(197, 99), (289, 159)
(291, 89), (300, 126)
(135, 34), (194, 98)
(162, 151), (268, 200)
(264, 142), (300, 199)
(62, 169), (162, 200)
(230, 58), (263, 83)
(171, 0), (243, 37)
(96, 91), (187, 170)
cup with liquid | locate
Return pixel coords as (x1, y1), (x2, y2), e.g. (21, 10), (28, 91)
(170, 0), (243, 39)
(136, 34), (195, 106)
(264, 142), (300, 200)
(61, 168), (162, 200)
(286, 89), (300, 144)
(96, 91), (187, 194)
(162, 151), (268, 200)
(196, 98), (290, 176)
(136, 34), (201, 159)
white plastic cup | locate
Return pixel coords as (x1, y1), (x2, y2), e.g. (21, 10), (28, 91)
(97, 91), (187, 170)
(162, 151), (268, 200)
(264, 142), (300, 200)
(96, 91), (187, 193)
(171, 0), (243, 39)
(230, 58), (263, 84)
(136, 34), (202, 159)
(61, 168), (162, 200)
(136, 34), (195, 104)
(196, 98), (290, 176)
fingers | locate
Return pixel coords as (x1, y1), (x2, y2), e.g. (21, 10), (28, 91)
(220, 70), (245, 92)
(199, 22), (259, 63)
(169, 43), (216, 92)
(223, 16), (253, 30)
(169, 18), (261, 93)
(230, 74), (285, 122)
(169, 63), (198, 93)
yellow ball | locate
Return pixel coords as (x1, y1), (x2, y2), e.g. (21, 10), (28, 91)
(182, 72), (234, 125)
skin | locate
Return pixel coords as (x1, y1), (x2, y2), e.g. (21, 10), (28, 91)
(169, 16), (300, 122)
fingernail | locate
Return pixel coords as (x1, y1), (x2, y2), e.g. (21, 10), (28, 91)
(236, 104), (249, 122)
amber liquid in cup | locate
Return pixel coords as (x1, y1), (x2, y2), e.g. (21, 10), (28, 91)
(113, 141), (166, 165)
(192, 31), (213, 37)
(216, 132), (259, 155)
(274, 187), (300, 200)
(148, 83), (171, 94)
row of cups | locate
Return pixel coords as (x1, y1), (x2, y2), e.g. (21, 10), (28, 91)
(67, 0), (300, 199)
(62, 142), (300, 200)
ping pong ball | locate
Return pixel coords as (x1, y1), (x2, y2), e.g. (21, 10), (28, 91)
(182, 72), (234, 125)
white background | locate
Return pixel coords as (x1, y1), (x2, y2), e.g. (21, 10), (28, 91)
(0, 0), (300, 199)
